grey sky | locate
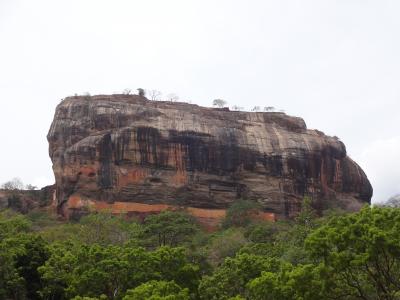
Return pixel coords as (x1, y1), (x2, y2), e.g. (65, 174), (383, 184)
(0, 0), (399, 202)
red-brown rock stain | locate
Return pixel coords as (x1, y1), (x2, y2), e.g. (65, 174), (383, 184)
(333, 159), (342, 189)
(320, 158), (328, 194)
(168, 143), (188, 185)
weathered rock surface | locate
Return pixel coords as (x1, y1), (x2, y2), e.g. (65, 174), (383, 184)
(47, 95), (372, 219)
(0, 185), (55, 213)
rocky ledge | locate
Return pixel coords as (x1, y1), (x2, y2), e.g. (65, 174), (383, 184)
(47, 94), (372, 219)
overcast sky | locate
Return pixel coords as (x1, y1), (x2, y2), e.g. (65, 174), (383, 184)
(0, 0), (399, 202)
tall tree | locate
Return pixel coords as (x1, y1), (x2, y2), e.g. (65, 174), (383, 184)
(306, 206), (400, 300)
(143, 211), (198, 247)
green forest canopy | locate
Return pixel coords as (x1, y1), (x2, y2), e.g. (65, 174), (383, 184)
(1, 201), (400, 300)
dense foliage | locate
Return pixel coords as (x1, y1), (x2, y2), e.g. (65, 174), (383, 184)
(1, 201), (400, 299)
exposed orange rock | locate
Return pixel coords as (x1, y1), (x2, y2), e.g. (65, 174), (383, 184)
(255, 211), (276, 222)
(187, 207), (226, 219)
(65, 195), (237, 230)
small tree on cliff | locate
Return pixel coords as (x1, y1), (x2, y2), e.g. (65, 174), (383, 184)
(25, 184), (37, 190)
(123, 88), (132, 95)
(212, 99), (227, 108)
(166, 93), (179, 102)
(264, 106), (275, 112)
(232, 105), (244, 111)
(147, 89), (162, 101)
(137, 88), (145, 97)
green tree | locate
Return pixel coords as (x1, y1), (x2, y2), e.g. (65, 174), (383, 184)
(72, 296), (107, 300)
(273, 198), (318, 264)
(40, 243), (129, 299)
(78, 212), (142, 246)
(184, 231), (213, 276)
(206, 228), (248, 267)
(40, 222), (85, 243)
(244, 221), (280, 244)
(40, 243), (154, 299)
(247, 263), (328, 300)
(39, 242), (200, 299)
(40, 212), (142, 246)
(199, 253), (279, 299)
(14, 235), (49, 299)
(294, 196), (318, 234)
(0, 212), (46, 299)
(305, 206), (400, 300)
(123, 280), (189, 300)
(0, 210), (31, 240)
(143, 211), (198, 247)
(151, 247), (201, 294)
(0, 234), (49, 300)
(0, 242), (25, 299)
(222, 200), (261, 228)
(39, 241), (80, 299)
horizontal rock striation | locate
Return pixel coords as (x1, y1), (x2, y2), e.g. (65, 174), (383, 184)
(48, 95), (372, 219)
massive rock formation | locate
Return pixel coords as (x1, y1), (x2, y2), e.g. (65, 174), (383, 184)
(47, 95), (372, 220)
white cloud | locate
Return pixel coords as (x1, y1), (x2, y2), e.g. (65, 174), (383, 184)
(356, 136), (400, 203)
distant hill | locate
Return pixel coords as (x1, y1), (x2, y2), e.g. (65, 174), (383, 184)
(383, 194), (400, 207)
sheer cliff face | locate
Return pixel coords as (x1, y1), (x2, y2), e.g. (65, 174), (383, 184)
(47, 95), (372, 218)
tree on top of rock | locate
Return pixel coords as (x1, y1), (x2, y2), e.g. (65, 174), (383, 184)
(147, 89), (162, 101)
(212, 99), (227, 108)
(137, 88), (145, 97)
(166, 93), (179, 102)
